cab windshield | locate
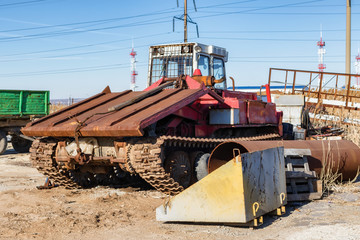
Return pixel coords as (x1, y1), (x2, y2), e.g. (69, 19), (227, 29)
(197, 55), (210, 76)
(213, 57), (226, 89)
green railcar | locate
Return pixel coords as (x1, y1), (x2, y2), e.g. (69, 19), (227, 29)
(0, 90), (49, 154)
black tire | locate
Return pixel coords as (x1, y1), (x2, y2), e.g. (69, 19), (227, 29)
(0, 131), (8, 155)
(195, 153), (210, 181)
(11, 135), (32, 153)
(164, 151), (192, 188)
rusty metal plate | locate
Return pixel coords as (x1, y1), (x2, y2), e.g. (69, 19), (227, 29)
(247, 101), (277, 124)
(22, 88), (209, 137)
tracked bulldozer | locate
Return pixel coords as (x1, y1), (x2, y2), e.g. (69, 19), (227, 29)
(22, 42), (282, 195)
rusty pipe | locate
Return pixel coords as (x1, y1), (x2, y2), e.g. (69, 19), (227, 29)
(229, 76), (235, 91)
(209, 140), (360, 181)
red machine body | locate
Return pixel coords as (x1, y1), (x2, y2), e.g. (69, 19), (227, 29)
(23, 75), (282, 139)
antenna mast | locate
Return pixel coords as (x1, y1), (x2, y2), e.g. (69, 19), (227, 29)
(355, 47), (360, 86)
(316, 26), (326, 87)
(130, 40), (137, 91)
(317, 26), (326, 73)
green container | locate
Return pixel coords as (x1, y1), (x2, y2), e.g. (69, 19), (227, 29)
(0, 90), (49, 117)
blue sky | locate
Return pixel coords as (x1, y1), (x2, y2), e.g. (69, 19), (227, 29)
(0, 0), (359, 99)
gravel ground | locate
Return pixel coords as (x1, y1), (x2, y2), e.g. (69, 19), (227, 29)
(0, 144), (359, 240)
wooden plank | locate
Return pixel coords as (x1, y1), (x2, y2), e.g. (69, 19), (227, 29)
(286, 157), (309, 166)
(287, 184), (310, 193)
(290, 179), (298, 194)
(286, 162), (293, 171)
(286, 171), (317, 178)
(287, 180), (322, 201)
(285, 155), (323, 201)
(284, 148), (311, 156)
(287, 192), (322, 201)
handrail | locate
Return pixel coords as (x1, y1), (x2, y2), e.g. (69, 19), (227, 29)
(268, 68), (360, 109)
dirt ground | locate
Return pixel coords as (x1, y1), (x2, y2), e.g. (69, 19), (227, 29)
(0, 144), (360, 240)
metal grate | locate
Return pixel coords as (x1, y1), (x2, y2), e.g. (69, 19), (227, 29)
(151, 56), (193, 82)
(149, 44), (194, 84)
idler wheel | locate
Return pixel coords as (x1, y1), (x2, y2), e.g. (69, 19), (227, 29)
(195, 153), (210, 181)
(11, 135), (32, 153)
(0, 131), (7, 155)
(164, 151), (191, 188)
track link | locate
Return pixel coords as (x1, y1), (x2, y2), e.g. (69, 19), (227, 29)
(30, 139), (79, 189)
(129, 138), (184, 195)
(129, 133), (280, 195)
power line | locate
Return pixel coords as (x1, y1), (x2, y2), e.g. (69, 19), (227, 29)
(1, 36), (354, 63)
(0, 63), (147, 78)
(0, 32), (176, 58)
(2, 25), (357, 58)
(0, 0), (53, 8)
(200, 29), (359, 33)
(199, 36), (360, 42)
(193, 0), (328, 20)
(0, 8), (178, 33)
(0, 0), (333, 43)
(0, 0), (267, 35)
(0, 37), (182, 63)
(0, 0), (308, 37)
(231, 60), (350, 63)
(230, 55), (344, 59)
(202, 3), (360, 9)
(198, 11), (359, 15)
(0, 17), (172, 42)
(0, 37), (182, 64)
(196, 0), (258, 9)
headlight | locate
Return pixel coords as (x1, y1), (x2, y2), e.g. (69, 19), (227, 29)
(194, 45), (202, 52)
(183, 46), (190, 53)
(159, 47), (165, 55)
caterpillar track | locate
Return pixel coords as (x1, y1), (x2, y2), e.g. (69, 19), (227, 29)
(30, 139), (79, 189)
(31, 133), (280, 195)
(30, 139), (143, 189)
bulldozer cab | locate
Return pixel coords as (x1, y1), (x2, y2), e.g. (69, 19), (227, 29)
(147, 43), (228, 89)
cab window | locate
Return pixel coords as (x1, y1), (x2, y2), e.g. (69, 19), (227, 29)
(151, 56), (193, 83)
(213, 57), (226, 89)
(197, 55), (210, 76)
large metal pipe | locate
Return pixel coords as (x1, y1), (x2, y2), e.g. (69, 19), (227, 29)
(209, 140), (360, 180)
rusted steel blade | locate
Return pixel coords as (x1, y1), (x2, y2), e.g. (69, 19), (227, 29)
(22, 88), (209, 137)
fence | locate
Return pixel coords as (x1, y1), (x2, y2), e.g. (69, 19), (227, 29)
(268, 68), (360, 109)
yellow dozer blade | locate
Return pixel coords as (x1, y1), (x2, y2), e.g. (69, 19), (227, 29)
(156, 147), (287, 226)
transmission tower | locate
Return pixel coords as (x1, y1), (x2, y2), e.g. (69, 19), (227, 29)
(317, 29), (326, 73)
(317, 28), (326, 87)
(173, 0), (199, 42)
(355, 48), (360, 85)
(130, 42), (137, 91)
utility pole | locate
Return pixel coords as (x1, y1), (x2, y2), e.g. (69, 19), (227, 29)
(355, 47), (360, 86)
(346, 0), (351, 80)
(173, 0), (199, 42)
(184, 0), (187, 42)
